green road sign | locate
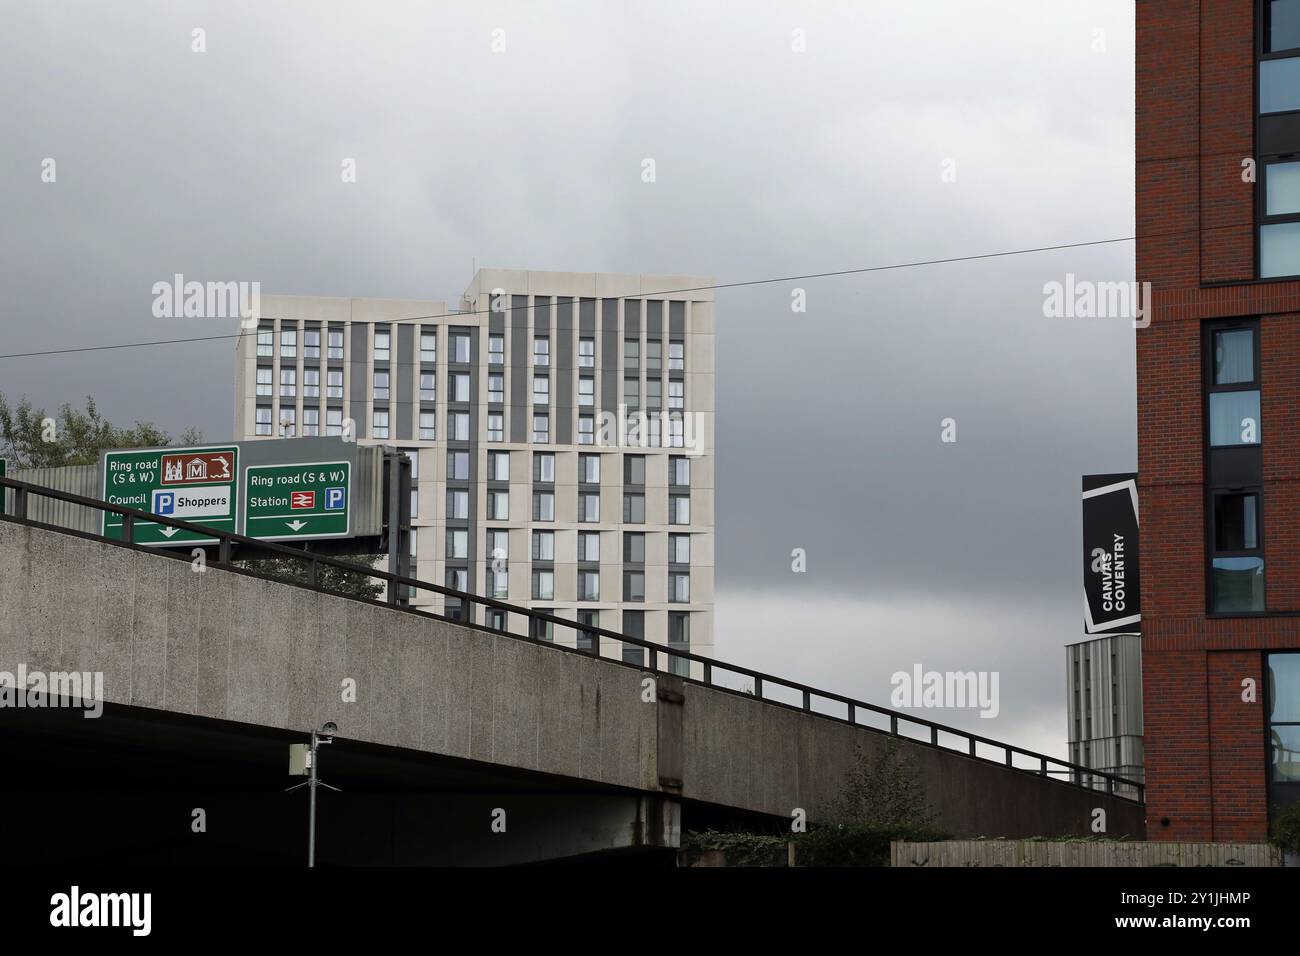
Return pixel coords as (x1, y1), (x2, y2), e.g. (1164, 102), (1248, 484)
(243, 461), (351, 541)
(102, 446), (239, 546)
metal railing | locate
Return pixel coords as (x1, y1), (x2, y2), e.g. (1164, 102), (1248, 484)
(0, 475), (1145, 803)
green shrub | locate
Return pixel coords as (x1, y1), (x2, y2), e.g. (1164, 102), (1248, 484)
(1270, 801), (1300, 855)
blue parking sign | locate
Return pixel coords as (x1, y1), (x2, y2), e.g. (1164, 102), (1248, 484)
(153, 491), (175, 515)
(325, 487), (345, 511)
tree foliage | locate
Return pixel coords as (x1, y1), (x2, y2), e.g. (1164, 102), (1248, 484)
(234, 556), (385, 602)
(0, 393), (201, 468)
(828, 738), (936, 829)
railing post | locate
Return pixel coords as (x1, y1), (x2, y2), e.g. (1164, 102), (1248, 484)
(1005, 748), (1013, 767)
(930, 725), (939, 746)
(308, 558), (319, 587)
(13, 487), (27, 521)
(219, 536), (231, 566)
(1040, 757), (1048, 776)
(122, 513), (133, 543)
(802, 689), (811, 711)
(753, 677), (762, 699)
(890, 715), (898, 735)
(703, 662), (712, 685)
(847, 703), (856, 725)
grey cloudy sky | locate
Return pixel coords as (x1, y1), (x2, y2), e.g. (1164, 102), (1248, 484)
(0, 0), (1137, 758)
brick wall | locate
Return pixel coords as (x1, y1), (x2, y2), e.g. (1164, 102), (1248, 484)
(1137, 0), (1300, 841)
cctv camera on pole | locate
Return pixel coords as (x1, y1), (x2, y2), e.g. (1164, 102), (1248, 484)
(287, 721), (342, 867)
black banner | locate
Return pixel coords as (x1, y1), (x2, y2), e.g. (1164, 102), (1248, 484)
(1082, 473), (1140, 634)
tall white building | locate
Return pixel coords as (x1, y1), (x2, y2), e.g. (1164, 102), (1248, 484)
(233, 269), (715, 672)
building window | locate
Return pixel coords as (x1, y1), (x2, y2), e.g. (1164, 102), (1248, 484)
(327, 370), (343, 398)
(532, 569), (555, 601)
(447, 529), (469, 560)
(488, 334), (504, 365)
(579, 376), (595, 407)
(1207, 327), (1260, 448)
(257, 329), (273, 357)
(421, 330), (437, 363)
(670, 533), (690, 564)
(279, 408), (297, 437)
(1260, 4), (1300, 275)
(489, 451), (510, 481)
(304, 369), (320, 398)
(280, 368), (296, 397)
(668, 612), (690, 677)
(486, 609), (507, 632)
(533, 336), (550, 366)
(624, 455), (646, 486)
(303, 408), (319, 436)
(533, 376), (549, 405)
(624, 339), (639, 370)
(670, 495), (691, 525)
(326, 408), (343, 436)
(281, 329), (297, 358)
(448, 450), (470, 481)
(579, 571), (600, 602)
(622, 611), (645, 665)
(533, 414), (550, 444)
(646, 340), (662, 372)
(669, 340), (684, 370)
(668, 381), (684, 409)
(623, 493), (645, 524)
(670, 456), (690, 487)
(450, 411), (470, 441)
(373, 371), (389, 401)
(532, 530), (555, 561)
(580, 453), (601, 484)
(624, 532), (645, 564)
(488, 374), (504, 404)
(450, 372), (470, 404)
(534, 452), (555, 483)
(304, 329), (321, 358)
(623, 571), (645, 602)
(579, 337), (595, 368)
(420, 373), (435, 402)
(328, 330), (344, 359)
(256, 367), (272, 396)
(646, 379), (662, 408)
(488, 490), (509, 520)
(580, 492), (600, 522)
(447, 489), (469, 520)
(531, 617), (555, 641)
(579, 531), (600, 562)
(1206, 319), (1264, 612)
(374, 330), (390, 361)
(372, 410), (389, 439)
(670, 572), (690, 603)
(487, 568), (509, 600)
(533, 491), (554, 522)
(577, 610), (599, 653)
(420, 412), (437, 441)
(255, 406), (272, 436)
(645, 415), (661, 448)
(487, 412), (503, 442)
(452, 332), (471, 364)
(578, 415), (595, 445)
(623, 378), (640, 410)
(1267, 651), (1300, 784)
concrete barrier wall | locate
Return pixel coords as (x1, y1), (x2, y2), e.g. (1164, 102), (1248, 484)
(0, 521), (1146, 838)
(0, 521), (658, 794)
(680, 682), (1147, 838)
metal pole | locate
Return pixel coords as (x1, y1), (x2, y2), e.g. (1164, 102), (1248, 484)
(308, 730), (318, 868)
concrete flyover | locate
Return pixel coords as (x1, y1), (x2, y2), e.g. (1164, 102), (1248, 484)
(0, 520), (1145, 863)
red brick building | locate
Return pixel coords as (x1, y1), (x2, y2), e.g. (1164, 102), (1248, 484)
(1138, 0), (1300, 841)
